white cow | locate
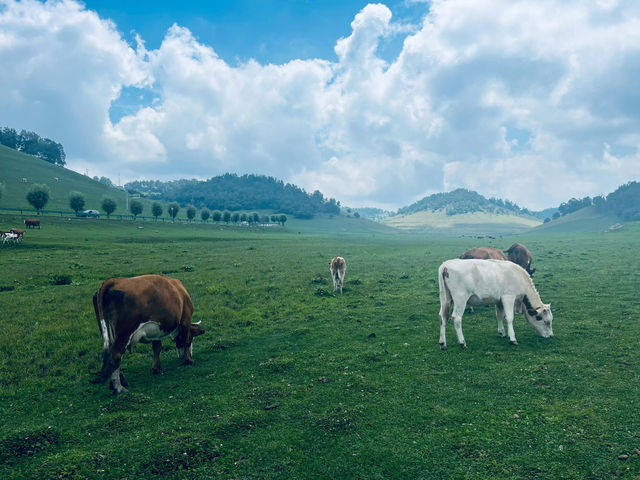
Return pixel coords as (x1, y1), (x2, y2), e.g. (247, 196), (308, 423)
(330, 257), (347, 294)
(2, 232), (19, 244)
(437, 259), (553, 349)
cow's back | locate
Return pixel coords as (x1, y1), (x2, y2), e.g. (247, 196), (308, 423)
(441, 259), (528, 298)
(99, 275), (192, 333)
(460, 247), (506, 260)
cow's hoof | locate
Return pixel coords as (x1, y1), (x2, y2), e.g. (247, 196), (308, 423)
(439, 343), (447, 351)
(460, 343), (468, 349)
(151, 367), (163, 375)
(119, 373), (128, 386)
(113, 386), (128, 395)
(510, 340), (518, 346)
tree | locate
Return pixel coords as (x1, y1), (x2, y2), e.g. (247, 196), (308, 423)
(223, 211), (231, 223)
(168, 202), (180, 221)
(26, 184), (50, 214)
(270, 215), (277, 223)
(544, 217), (551, 223)
(231, 212), (240, 224)
(212, 210), (222, 223)
(69, 191), (85, 214)
(102, 196), (116, 218)
(279, 214), (287, 226)
(240, 213), (248, 223)
(130, 200), (143, 219)
(152, 202), (163, 220)
(552, 212), (560, 220)
(186, 205), (196, 222)
(252, 212), (260, 223)
(200, 208), (210, 222)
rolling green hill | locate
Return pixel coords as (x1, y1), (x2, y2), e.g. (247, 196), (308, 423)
(0, 144), (129, 213)
(530, 206), (624, 233)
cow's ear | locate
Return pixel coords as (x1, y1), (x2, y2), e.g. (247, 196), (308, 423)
(191, 326), (205, 337)
(527, 308), (537, 316)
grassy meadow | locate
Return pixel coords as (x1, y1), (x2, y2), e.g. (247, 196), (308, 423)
(1, 214), (639, 479)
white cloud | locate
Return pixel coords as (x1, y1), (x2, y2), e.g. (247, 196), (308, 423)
(1, 0), (640, 210)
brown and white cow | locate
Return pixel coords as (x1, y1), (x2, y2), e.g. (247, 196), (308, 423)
(24, 219), (40, 229)
(91, 275), (205, 394)
(459, 247), (507, 261)
(329, 257), (347, 294)
(504, 243), (535, 277)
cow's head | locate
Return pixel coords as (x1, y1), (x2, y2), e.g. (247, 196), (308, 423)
(175, 321), (205, 364)
(523, 303), (553, 338)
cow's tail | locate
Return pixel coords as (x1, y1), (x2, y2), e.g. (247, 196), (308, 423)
(438, 264), (452, 319)
(92, 279), (118, 383)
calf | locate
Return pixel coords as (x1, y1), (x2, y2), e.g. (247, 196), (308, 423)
(505, 243), (535, 277)
(10, 228), (24, 241)
(329, 257), (347, 294)
(438, 259), (553, 349)
(91, 275), (205, 394)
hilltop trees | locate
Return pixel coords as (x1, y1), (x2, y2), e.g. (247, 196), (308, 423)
(130, 200), (143, 219)
(101, 197), (117, 218)
(0, 127), (66, 165)
(26, 184), (50, 214)
(152, 202), (163, 221)
(69, 191), (85, 214)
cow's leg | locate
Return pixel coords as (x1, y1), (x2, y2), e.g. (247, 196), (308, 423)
(496, 304), (506, 337)
(451, 301), (468, 349)
(501, 296), (518, 345)
(110, 368), (127, 394)
(438, 299), (450, 350)
(339, 273), (344, 294)
(151, 340), (163, 374)
(332, 273), (338, 292)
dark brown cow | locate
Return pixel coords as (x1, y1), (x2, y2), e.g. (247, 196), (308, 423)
(505, 243), (535, 277)
(459, 247), (507, 261)
(91, 275), (205, 394)
(24, 219), (41, 228)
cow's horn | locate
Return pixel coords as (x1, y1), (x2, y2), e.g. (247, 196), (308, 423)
(192, 320), (202, 325)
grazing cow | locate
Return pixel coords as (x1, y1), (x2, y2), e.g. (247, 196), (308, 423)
(10, 228), (24, 241)
(91, 275), (205, 394)
(505, 243), (535, 277)
(459, 247), (507, 261)
(438, 259), (553, 349)
(24, 219), (40, 229)
(329, 257), (347, 294)
(2, 232), (19, 244)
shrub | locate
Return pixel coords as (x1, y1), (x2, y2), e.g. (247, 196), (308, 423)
(101, 196), (117, 217)
(69, 191), (85, 214)
(51, 274), (72, 285)
(26, 184), (50, 213)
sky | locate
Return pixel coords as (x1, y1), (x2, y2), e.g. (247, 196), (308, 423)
(1, 0), (640, 211)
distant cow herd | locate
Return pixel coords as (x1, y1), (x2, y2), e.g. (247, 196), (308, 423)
(90, 236), (551, 394)
(0, 219), (40, 245)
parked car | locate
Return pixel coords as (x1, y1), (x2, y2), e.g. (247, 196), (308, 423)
(77, 209), (100, 218)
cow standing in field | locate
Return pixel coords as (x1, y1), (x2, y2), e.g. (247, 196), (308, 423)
(24, 219), (40, 229)
(505, 243), (535, 277)
(91, 275), (205, 394)
(330, 257), (347, 294)
(459, 247), (507, 261)
(437, 259), (553, 349)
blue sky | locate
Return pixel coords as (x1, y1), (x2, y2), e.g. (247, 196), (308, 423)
(1, 0), (639, 210)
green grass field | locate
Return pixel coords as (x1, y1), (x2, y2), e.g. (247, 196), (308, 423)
(1, 214), (639, 479)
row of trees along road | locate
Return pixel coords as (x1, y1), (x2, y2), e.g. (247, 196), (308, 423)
(21, 185), (288, 225)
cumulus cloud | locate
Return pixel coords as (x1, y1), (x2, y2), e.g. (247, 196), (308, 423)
(1, 0), (640, 209)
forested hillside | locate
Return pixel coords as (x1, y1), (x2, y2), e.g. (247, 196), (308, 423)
(0, 126), (66, 166)
(397, 188), (536, 217)
(125, 173), (341, 218)
(553, 181), (640, 221)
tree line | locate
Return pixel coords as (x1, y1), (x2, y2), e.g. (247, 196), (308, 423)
(125, 173), (340, 219)
(21, 184), (288, 224)
(0, 127), (66, 166)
